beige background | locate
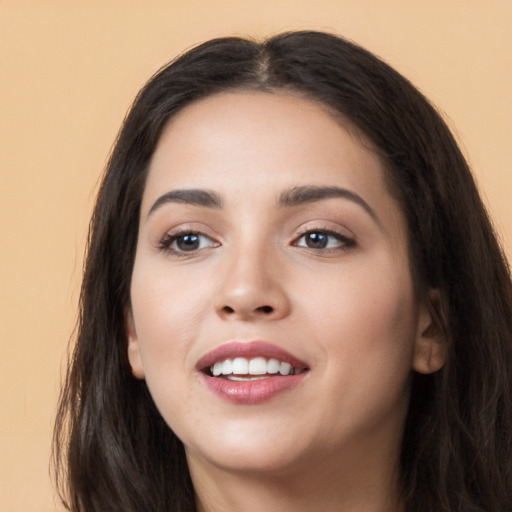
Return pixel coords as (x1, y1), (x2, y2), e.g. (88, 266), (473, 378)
(1, 1), (511, 510)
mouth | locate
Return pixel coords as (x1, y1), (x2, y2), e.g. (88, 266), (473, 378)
(196, 341), (309, 404)
(208, 356), (304, 380)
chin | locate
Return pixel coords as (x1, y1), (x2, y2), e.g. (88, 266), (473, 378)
(188, 444), (309, 477)
(182, 419), (316, 476)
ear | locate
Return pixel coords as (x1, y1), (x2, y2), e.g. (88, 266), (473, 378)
(412, 290), (447, 374)
(126, 309), (145, 379)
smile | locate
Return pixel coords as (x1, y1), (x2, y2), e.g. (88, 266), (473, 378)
(210, 357), (300, 379)
(197, 341), (309, 404)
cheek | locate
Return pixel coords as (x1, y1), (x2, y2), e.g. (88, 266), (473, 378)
(305, 259), (419, 387)
(303, 267), (418, 440)
(129, 262), (213, 386)
(129, 272), (205, 432)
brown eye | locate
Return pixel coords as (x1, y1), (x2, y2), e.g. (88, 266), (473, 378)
(295, 230), (354, 250)
(303, 232), (329, 249)
(159, 231), (218, 253)
(175, 233), (201, 251)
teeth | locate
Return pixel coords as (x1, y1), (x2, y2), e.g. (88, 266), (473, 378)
(267, 358), (280, 374)
(232, 357), (249, 374)
(221, 359), (233, 375)
(279, 362), (292, 375)
(226, 375), (268, 381)
(209, 357), (298, 377)
(212, 362), (222, 376)
(248, 357), (267, 375)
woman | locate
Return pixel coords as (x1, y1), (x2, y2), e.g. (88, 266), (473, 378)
(53, 31), (512, 511)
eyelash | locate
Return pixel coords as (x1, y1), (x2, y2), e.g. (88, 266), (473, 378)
(157, 228), (355, 256)
(158, 230), (219, 256)
(293, 228), (355, 252)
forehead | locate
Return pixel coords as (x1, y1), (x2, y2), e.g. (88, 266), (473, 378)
(144, 91), (392, 206)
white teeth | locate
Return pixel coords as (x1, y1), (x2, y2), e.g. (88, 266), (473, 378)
(209, 357), (298, 377)
(279, 362), (292, 375)
(267, 358), (280, 374)
(221, 359), (233, 375)
(248, 357), (267, 375)
(226, 375), (267, 381)
(212, 362), (223, 376)
(232, 357), (249, 375)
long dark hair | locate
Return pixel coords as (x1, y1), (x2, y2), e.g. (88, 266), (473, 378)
(53, 31), (512, 511)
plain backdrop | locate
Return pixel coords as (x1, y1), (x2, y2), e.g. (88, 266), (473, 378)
(1, 1), (511, 510)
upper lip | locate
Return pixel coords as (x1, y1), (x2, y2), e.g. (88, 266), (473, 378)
(196, 341), (309, 372)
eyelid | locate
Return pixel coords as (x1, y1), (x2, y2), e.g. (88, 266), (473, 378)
(157, 227), (220, 255)
(292, 224), (356, 251)
(153, 221), (218, 244)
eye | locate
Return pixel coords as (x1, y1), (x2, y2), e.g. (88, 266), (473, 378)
(295, 230), (354, 250)
(159, 231), (219, 254)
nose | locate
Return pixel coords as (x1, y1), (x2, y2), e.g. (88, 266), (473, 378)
(214, 245), (291, 322)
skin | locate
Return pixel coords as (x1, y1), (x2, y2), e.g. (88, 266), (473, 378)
(127, 92), (445, 512)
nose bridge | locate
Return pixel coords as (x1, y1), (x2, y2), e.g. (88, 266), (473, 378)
(215, 233), (289, 320)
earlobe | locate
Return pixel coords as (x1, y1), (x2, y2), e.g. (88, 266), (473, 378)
(126, 309), (145, 379)
(412, 291), (448, 375)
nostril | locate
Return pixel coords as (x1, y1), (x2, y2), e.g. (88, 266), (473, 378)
(219, 304), (275, 316)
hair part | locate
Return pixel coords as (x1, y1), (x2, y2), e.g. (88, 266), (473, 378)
(53, 31), (512, 511)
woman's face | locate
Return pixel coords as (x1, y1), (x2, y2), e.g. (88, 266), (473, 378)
(128, 92), (441, 477)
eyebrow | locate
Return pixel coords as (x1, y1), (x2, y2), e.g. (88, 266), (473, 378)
(278, 185), (378, 222)
(147, 189), (222, 217)
(147, 185), (378, 223)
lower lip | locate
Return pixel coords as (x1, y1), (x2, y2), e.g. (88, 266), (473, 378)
(200, 372), (308, 405)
